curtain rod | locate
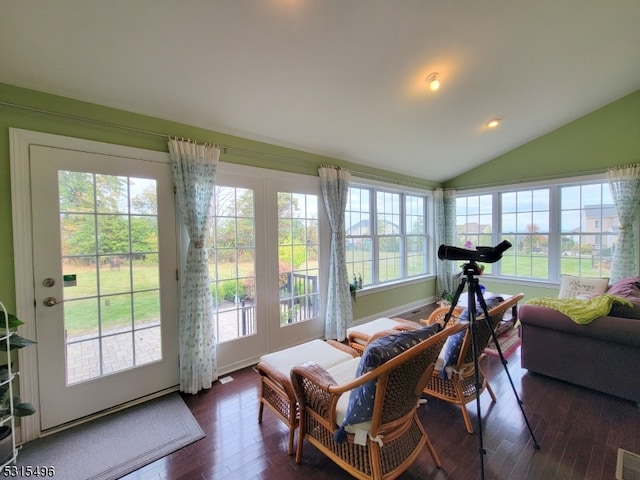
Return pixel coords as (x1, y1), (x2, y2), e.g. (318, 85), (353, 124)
(0, 99), (433, 190)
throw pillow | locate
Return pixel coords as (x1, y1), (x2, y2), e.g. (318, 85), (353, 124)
(607, 276), (640, 300)
(438, 328), (466, 379)
(604, 276), (640, 319)
(558, 275), (609, 299)
(334, 323), (441, 443)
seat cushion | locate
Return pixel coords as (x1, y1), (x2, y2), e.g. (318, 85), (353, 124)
(259, 339), (355, 379)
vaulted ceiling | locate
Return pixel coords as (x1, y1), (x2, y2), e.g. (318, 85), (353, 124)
(1, 1), (639, 182)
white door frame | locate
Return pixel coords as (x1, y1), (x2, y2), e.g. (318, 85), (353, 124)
(9, 128), (176, 441)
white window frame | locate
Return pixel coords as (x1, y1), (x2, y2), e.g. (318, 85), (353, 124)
(457, 174), (635, 287)
(346, 178), (433, 295)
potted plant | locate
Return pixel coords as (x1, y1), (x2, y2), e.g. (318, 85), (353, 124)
(438, 290), (454, 307)
(0, 307), (36, 464)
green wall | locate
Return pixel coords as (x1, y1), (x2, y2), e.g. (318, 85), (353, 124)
(445, 88), (640, 299)
(446, 89), (640, 189)
(2, 83), (638, 315)
(0, 82), (437, 317)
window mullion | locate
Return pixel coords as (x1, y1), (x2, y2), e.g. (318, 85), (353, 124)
(548, 186), (561, 281)
(372, 190), (379, 284)
(493, 192), (502, 276)
(400, 193), (406, 279)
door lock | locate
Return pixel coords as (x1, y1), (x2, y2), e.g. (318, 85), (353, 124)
(42, 278), (56, 288)
(43, 297), (58, 307)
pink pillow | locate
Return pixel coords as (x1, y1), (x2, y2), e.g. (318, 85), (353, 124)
(607, 276), (640, 301)
(608, 276), (640, 319)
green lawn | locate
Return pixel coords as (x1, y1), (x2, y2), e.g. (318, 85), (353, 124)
(63, 252), (610, 336)
(63, 262), (161, 336)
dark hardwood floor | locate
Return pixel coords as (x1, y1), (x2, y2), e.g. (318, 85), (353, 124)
(121, 338), (640, 479)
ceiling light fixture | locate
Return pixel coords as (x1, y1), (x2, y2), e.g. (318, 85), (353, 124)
(426, 72), (440, 91)
(487, 118), (501, 128)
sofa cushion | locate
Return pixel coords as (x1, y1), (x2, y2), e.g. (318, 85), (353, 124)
(519, 304), (640, 348)
(558, 275), (609, 299)
(609, 301), (640, 319)
(526, 294), (631, 325)
(334, 324), (441, 443)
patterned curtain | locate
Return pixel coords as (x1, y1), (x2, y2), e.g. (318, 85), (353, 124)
(434, 188), (458, 297)
(169, 138), (219, 394)
(319, 166), (352, 340)
(607, 164), (640, 283)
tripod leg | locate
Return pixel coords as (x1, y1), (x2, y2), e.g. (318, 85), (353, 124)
(465, 278), (487, 479)
(441, 277), (466, 328)
(474, 284), (541, 450)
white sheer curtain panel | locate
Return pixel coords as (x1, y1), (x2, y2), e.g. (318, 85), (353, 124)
(434, 188), (458, 297)
(319, 166), (353, 340)
(169, 138), (220, 394)
(607, 164), (640, 283)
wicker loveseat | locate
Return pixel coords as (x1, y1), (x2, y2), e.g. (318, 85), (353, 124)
(290, 322), (467, 480)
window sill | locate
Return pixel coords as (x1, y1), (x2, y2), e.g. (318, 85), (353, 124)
(355, 274), (435, 298)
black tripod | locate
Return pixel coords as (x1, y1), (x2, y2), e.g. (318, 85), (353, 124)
(442, 261), (540, 480)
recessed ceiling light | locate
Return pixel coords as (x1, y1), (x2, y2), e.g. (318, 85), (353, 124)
(487, 118), (501, 128)
(426, 72), (440, 91)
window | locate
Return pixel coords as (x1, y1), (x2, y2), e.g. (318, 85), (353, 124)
(456, 179), (620, 281)
(560, 183), (617, 278)
(377, 191), (402, 282)
(208, 186), (257, 343)
(406, 195), (428, 277)
(278, 192), (320, 326)
(455, 194), (493, 274)
(500, 188), (550, 278)
(346, 185), (429, 287)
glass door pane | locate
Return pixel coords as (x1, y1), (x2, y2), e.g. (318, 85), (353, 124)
(60, 171), (162, 385)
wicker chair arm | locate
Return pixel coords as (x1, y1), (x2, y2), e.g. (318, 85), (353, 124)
(290, 362), (346, 427)
(365, 329), (399, 347)
(347, 330), (373, 345)
(257, 360), (297, 402)
(389, 317), (421, 331)
(421, 306), (464, 328)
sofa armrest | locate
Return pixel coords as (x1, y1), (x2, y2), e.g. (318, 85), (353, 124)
(519, 304), (640, 348)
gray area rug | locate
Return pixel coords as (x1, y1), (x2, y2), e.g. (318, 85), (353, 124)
(16, 393), (204, 479)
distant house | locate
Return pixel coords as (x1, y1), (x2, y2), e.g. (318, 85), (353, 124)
(583, 204), (619, 250)
(346, 218), (399, 249)
(457, 222), (491, 234)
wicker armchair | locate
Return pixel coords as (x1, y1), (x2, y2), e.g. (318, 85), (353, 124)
(290, 322), (467, 480)
(421, 293), (525, 433)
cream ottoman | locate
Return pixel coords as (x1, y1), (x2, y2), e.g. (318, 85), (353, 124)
(256, 339), (357, 454)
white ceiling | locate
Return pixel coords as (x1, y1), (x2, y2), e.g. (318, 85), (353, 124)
(1, 1), (639, 183)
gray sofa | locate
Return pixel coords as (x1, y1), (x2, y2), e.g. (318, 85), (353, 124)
(519, 276), (640, 404)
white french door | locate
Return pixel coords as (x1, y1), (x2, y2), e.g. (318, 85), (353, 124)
(212, 167), (330, 370)
(28, 143), (179, 432)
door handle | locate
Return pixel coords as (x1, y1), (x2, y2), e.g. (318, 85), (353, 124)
(43, 297), (59, 307)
